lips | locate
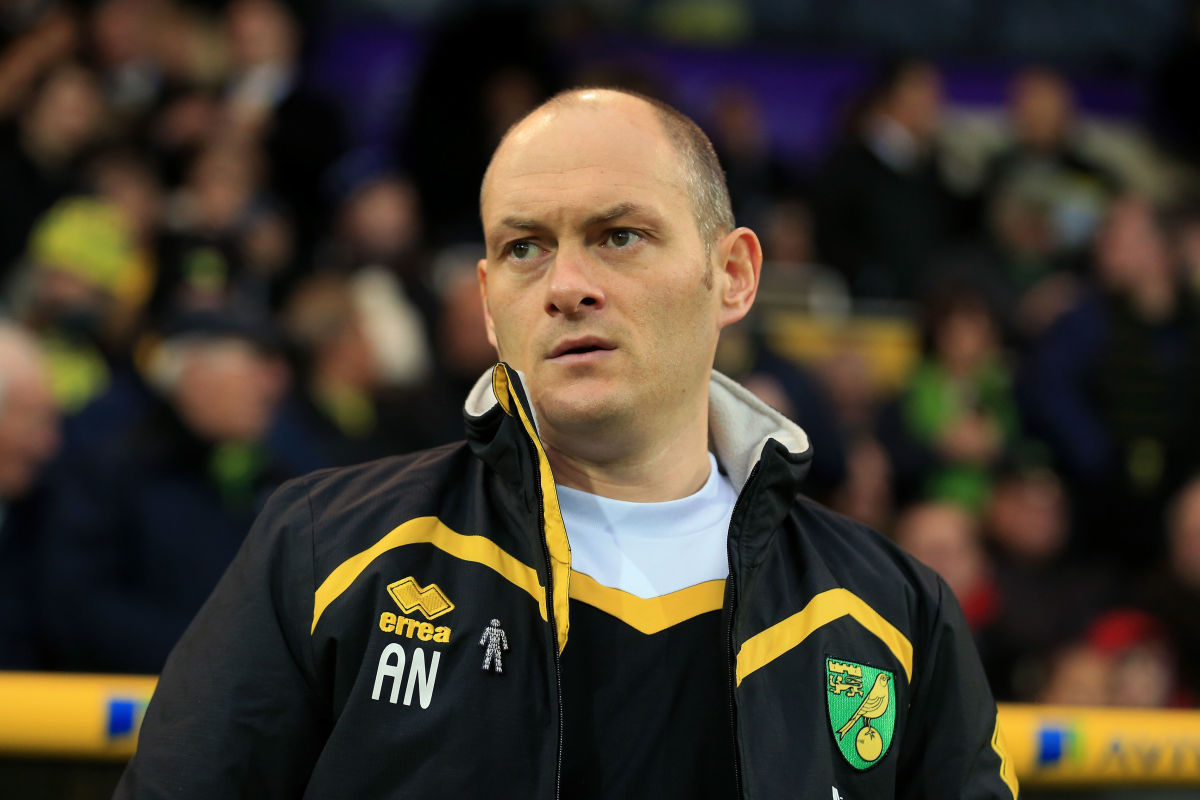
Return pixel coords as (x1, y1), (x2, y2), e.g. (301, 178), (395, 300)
(547, 336), (617, 359)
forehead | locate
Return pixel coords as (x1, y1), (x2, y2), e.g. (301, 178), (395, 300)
(481, 101), (690, 225)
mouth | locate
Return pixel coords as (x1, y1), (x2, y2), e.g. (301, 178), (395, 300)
(547, 337), (618, 360)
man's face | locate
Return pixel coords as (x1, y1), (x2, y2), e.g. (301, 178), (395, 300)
(0, 369), (60, 499)
(479, 98), (724, 440)
(174, 339), (288, 443)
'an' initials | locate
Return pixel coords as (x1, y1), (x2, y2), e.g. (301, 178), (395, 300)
(371, 643), (441, 709)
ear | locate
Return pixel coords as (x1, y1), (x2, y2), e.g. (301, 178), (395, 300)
(714, 226), (762, 329)
(477, 258), (500, 351)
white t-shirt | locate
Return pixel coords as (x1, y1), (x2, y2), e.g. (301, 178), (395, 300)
(555, 454), (737, 598)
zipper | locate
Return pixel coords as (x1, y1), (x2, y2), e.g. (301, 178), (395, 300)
(527, 436), (564, 800)
(726, 461), (760, 800)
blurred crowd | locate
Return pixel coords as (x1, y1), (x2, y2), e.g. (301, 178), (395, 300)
(1, 0), (1200, 718)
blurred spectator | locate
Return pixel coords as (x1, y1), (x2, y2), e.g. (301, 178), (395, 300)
(326, 168), (424, 280)
(429, 243), (501, 401)
(0, 324), (59, 499)
(88, 0), (168, 131)
(978, 465), (1118, 701)
(147, 3), (227, 90)
(271, 270), (451, 469)
(9, 195), (153, 413)
(1033, 619), (1188, 709)
(932, 170), (1084, 348)
(809, 340), (895, 530)
(891, 502), (998, 632)
(984, 189), (1079, 344)
(985, 464), (1071, 565)
(829, 435), (894, 534)
(757, 195), (851, 317)
(273, 271), (380, 467)
(84, 147), (164, 247)
(979, 67), (1120, 262)
(0, 62), (106, 281)
(38, 301), (294, 672)
(817, 348), (879, 437)
(814, 58), (964, 301)
(222, 0), (346, 249)
(0, 1), (78, 120)
(398, 7), (560, 244)
(1021, 195), (1200, 566)
(318, 169), (436, 388)
(1095, 610), (1182, 708)
(145, 84), (222, 187)
(706, 86), (797, 231)
(156, 139), (292, 314)
(1037, 641), (1114, 706)
(879, 283), (1020, 511)
(0, 322), (61, 668)
(1136, 476), (1200, 703)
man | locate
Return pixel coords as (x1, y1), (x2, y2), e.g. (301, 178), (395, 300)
(0, 321), (61, 667)
(118, 89), (1017, 799)
(814, 59), (963, 301)
(1022, 194), (1200, 568)
(39, 303), (293, 673)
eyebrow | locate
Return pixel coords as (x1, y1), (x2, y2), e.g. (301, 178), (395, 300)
(496, 202), (660, 235)
(583, 202), (647, 227)
(498, 215), (541, 231)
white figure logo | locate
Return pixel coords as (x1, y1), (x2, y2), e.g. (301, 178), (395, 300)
(479, 619), (509, 673)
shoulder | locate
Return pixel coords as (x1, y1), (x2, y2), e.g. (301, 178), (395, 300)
(277, 440), (477, 523)
(238, 441), (488, 595)
(788, 496), (946, 615)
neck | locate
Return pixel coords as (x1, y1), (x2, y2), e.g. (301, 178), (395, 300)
(543, 398), (712, 503)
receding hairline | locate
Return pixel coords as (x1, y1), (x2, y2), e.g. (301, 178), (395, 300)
(480, 87), (735, 246)
(481, 89), (679, 194)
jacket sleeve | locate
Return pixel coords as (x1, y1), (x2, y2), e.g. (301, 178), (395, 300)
(114, 477), (327, 800)
(897, 577), (1019, 800)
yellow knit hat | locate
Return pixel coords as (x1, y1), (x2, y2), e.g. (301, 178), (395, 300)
(28, 196), (153, 308)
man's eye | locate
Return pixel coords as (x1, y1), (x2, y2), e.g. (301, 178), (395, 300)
(605, 230), (641, 248)
(510, 241), (542, 260)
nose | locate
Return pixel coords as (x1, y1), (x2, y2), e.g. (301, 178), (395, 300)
(545, 245), (605, 316)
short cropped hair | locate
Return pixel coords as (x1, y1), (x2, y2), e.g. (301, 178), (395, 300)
(487, 87), (736, 251)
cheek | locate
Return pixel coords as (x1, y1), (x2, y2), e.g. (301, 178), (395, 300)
(487, 308), (529, 362)
(645, 284), (720, 348)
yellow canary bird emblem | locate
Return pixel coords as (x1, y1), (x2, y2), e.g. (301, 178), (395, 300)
(836, 672), (891, 739)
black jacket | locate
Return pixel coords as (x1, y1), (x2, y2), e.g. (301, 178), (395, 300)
(116, 364), (1018, 799)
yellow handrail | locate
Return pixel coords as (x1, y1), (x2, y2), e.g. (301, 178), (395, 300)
(2, 672), (1200, 787)
(997, 703), (1200, 786)
(0, 672), (155, 759)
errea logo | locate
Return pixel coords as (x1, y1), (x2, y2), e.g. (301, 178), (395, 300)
(378, 577), (453, 644)
(387, 576), (454, 620)
(372, 577), (454, 710)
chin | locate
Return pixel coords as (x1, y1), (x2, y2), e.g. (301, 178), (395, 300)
(532, 385), (629, 435)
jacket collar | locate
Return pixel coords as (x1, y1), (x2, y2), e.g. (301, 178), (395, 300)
(464, 362), (813, 651)
(463, 363), (812, 495)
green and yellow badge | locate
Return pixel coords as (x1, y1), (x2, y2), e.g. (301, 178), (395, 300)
(826, 657), (896, 769)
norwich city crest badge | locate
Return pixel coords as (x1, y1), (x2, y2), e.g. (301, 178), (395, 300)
(826, 657), (896, 769)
